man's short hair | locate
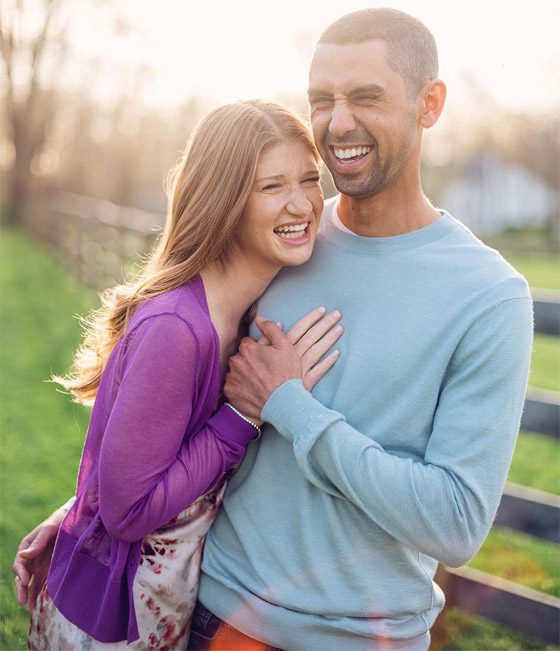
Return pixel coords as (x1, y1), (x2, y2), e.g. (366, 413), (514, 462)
(318, 8), (438, 98)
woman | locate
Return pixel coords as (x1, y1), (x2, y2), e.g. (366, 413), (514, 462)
(22, 99), (342, 649)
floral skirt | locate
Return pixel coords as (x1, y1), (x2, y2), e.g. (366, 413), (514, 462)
(28, 482), (227, 650)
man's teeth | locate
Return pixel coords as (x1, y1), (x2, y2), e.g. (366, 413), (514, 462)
(274, 223), (308, 238)
(334, 146), (372, 160)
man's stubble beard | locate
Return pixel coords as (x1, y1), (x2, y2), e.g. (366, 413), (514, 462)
(324, 115), (417, 200)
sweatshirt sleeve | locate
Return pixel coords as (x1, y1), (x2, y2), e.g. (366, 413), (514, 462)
(98, 313), (257, 543)
(261, 296), (533, 567)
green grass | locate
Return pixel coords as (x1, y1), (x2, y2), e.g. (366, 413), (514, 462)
(509, 431), (560, 495)
(530, 334), (560, 392)
(469, 527), (560, 597)
(432, 607), (558, 650)
(1, 228), (558, 650)
(0, 228), (96, 647)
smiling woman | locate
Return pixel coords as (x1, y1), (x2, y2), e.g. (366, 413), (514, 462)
(241, 140), (323, 270)
(14, 99), (345, 650)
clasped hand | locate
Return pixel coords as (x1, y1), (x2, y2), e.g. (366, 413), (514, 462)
(224, 306), (343, 422)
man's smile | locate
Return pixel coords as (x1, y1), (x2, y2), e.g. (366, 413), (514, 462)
(334, 146), (371, 160)
(327, 143), (375, 173)
(332, 145), (372, 165)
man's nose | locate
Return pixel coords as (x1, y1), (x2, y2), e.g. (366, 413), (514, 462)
(328, 100), (356, 138)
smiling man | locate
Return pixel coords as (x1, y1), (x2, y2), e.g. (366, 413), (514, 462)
(190, 8), (533, 651)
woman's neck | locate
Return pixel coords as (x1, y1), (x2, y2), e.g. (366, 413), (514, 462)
(200, 256), (279, 335)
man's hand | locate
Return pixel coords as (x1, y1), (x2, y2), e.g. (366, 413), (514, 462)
(224, 307), (343, 421)
(13, 508), (65, 612)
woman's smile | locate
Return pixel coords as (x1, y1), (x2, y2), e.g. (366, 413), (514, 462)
(273, 219), (312, 243)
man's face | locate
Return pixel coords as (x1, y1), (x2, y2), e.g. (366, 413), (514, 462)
(308, 40), (419, 199)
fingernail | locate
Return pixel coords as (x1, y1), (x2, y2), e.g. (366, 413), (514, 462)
(332, 349), (340, 357)
(335, 325), (343, 333)
(332, 310), (341, 319)
(317, 306), (326, 314)
(255, 315), (265, 323)
(276, 322), (282, 328)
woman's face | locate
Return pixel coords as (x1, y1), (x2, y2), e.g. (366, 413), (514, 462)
(239, 141), (323, 272)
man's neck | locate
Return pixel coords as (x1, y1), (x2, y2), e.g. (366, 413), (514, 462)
(337, 181), (441, 238)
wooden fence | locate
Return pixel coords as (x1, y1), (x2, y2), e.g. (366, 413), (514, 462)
(25, 193), (560, 645)
(23, 193), (163, 290)
(437, 297), (560, 645)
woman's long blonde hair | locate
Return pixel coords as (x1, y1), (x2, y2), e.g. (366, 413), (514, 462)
(57, 100), (319, 405)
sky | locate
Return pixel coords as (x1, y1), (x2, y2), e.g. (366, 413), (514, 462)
(65, 0), (560, 115)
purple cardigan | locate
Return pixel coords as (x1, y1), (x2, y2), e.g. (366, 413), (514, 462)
(47, 275), (257, 643)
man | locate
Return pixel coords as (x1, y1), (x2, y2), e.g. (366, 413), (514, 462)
(188, 8), (533, 650)
(15, 9), (532, 650)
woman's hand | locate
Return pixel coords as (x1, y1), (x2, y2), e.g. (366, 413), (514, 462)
(224, 306), (343, 420)
(13, 508), (65, 612)
(283, 306), (343, 390)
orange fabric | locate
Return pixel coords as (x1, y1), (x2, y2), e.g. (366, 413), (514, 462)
(207, 621), (270, 651)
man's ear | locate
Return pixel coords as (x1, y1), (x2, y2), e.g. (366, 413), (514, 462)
(418, 79), (446, 129)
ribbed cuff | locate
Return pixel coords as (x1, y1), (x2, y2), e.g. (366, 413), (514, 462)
(261, 379), (326, 443)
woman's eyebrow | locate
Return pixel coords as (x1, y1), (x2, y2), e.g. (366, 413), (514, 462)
(254, 174), (284, 183)
(255, 168), (318, 184)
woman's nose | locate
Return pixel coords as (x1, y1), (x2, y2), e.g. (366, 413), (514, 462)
(286, 189), (313, 215)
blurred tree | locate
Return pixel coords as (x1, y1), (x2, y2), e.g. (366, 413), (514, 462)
(0, 0), (68, 223)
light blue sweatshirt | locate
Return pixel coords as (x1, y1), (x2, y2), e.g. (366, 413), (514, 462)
(198, 199), (533, 650)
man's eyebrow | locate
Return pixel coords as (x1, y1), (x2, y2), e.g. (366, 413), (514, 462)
(347, 84), (386, 96)
(307, 88), (332, 99)
(307, 83), (386, 99)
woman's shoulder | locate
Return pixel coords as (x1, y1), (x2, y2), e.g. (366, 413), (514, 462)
(128, 276), (214, 346)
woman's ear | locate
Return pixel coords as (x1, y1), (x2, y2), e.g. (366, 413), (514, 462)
(419, 79), (447, 129)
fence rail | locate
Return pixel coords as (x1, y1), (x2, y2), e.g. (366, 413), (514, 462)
(495, 482), (560, 543)
(25, 193), (560, 646)
(24, 193), (163, 289)
(533, 288), (560, 336)
(522, 388), (560, 439)
(437, 565), (560, 644)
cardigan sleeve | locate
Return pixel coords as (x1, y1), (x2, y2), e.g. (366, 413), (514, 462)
(261, 296), (533, 567)
(98, 313), (257, 543)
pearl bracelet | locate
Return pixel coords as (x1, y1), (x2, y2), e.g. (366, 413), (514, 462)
(224, 402), (262, 439)
(60, 495), (77, 512)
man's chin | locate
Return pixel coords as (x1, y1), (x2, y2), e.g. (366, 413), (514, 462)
(331, 176), (379, 199)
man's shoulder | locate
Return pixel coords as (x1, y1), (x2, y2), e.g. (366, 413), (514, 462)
(440, 211), (531, 301)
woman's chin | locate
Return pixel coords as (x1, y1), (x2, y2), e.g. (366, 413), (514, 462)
(279, 244), (315, 267)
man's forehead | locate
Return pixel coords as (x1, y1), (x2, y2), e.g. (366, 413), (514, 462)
(308, 40), (393, 92)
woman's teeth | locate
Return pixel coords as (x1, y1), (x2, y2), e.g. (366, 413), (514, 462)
(274, 223), (308, 239)
(334, 146), (372, 160)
